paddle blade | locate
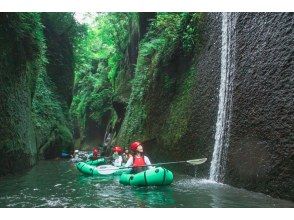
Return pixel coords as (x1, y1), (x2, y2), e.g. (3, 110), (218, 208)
(96, 165), (118, 175)
(187, 158), (207, 165)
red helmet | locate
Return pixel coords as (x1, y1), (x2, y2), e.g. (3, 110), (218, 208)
(112, 146), (123, 154)
(93, 147), (100, 156)
(130, 141), (142, 152)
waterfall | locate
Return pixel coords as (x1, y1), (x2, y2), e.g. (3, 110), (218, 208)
(209, 12), (237, 182)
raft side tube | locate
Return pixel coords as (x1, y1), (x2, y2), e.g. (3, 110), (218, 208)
(85, 158), (107, 166)
(119, 167), (174, 186)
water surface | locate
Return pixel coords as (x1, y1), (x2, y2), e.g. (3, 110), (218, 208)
(0, 160), (293, 208)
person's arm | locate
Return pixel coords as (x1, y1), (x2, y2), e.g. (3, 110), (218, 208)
(144, 156), (155, 169)
(124, 156), (133, 167)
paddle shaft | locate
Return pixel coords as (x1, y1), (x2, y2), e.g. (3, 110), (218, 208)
(121, 160), (191, 169)
(94, 158), (207, 171)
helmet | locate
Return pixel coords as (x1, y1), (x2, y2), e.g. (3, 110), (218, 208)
(74, 150), (79, 153)
(130, 141), (142, 152)
(93, 148), (100, 157)
(112, 146), (123, 154)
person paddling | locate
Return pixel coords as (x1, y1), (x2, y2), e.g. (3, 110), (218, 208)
(112, 146), (123, 167)
(124, 141), (153, 174)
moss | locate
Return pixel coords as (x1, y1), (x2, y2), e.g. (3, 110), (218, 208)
(31, 13), (77, 158)
(0, 13), (46, 175)
(116, 13), (204, 151)
(41, 13), (77, 107)
(69, 13), (204, 152)
(55, 124), (73, 150)
(160, 67), (196, 147)
(32, 70), (73, 158)
(116, 46), (161, 146)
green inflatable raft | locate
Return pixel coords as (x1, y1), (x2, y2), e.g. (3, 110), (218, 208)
(119, 167), (174, 186)
(76, 162), (131, 176)
(85, 157), (106, 166)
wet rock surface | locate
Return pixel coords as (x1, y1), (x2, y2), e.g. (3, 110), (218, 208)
(116, 13), (222, 176)
(0, 13), (41, 175)
(0, 13), (75, 174)
(117, 13), (293, 201)
(226, 13), (294, 201)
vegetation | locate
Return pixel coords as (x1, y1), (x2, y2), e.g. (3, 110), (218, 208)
(31, 13), (78, 158)
(117, 13), (204, 147)
(0, 12), (204, 164)
(0, 13), (46, 95)
(70, 13), (137, 145)
(0, 13), (47, 174)
(0, 13), (79, 160)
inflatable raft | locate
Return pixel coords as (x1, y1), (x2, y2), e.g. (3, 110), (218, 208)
(119, 167), (173, 186)
(85, 158), (106, 166)
(76, 162), (131, 176)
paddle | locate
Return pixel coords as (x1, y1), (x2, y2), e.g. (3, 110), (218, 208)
(125, 157), (208, 168)
(96, 157), (207, 171)
(143, 158), (207, 167)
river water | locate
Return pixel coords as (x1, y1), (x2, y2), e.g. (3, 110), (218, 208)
(0, 160), (293, 208)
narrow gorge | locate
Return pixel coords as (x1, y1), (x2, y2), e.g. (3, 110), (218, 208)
(0, 12), (293, 205)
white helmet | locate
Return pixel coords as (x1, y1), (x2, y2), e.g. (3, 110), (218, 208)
(74, 150), (79, 153)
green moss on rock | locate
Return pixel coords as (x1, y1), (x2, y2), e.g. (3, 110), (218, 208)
(0, 13), (46, 175)
(32, 71), (73, 158)
(116, 13), (204, 156)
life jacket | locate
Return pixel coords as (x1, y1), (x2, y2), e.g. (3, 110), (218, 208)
(133, 155), (146, 167)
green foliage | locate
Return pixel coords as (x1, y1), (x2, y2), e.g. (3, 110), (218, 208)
(41, 12), (79, 44)
(0, 13), (47, 96)
(71, 13), (137, 134)
(141, 13), (204, 63)
(25, 12), (78, 154)
(41, 13), (79, 107)
(73, 13), (136, 86)
(32, 70), (73, 148)
(117, 13), (204, 147)
(0, 13), (46, 61)
(70, 58), (113, 131)
(161, 68), (196, 146)
(181, 13), (204, 55)
(70, 12), (204, 149)
(56, 124), (73, 146)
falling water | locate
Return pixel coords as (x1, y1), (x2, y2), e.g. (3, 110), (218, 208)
(209, 13), (237, 182)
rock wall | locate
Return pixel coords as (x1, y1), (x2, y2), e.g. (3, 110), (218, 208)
(110, 13), (156, 142)
(225, 13), (294, 201)
(0, 13), (75, 175)
(116, 13), (222, 175)
(33, 13), (75, 159)
(116, 12), (293, 201)
(0, 13), (44, 175)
